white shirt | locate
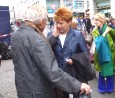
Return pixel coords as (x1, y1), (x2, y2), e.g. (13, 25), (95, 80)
(59, 34), (67, 48)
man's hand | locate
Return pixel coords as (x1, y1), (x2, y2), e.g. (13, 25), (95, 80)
(80, 83), (91, 95)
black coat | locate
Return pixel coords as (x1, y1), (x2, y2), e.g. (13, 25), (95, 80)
(84, 18), (92, 28)
(70, 52), (96, 82)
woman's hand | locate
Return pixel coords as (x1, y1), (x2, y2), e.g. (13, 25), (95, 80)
(52, 26), (60, 37)
(102, 27), (110, 37)
(66, 58), (73, 65)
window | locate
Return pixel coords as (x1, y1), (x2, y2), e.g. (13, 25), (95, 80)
(74, 1), (84, 9)
(66, 2), (71, 7)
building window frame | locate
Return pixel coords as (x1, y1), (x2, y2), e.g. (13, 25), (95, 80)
(74, 1), (84, 9)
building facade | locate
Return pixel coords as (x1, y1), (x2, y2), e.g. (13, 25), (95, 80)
(46, 0), (90, 18)
(94, 0), (111, 17)
(90, 0), (115, 18)
(11, 0), (115, 20)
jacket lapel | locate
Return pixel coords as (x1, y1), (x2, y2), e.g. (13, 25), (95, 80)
(57, 37), (62, 47)
(63, 28), (74, 48)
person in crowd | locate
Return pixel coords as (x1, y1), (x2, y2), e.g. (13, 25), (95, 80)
(105, 17), (110, 26)
(77, 17), (82, 26)
(49, 18), (54, 29)
(92, 12), (115, 94)
(84, 15), (92, 34)
(71, 17), (78, 30)
(48, 7), (89, 98)
(109, 18), (115, 29)
(11, 5), (91, 98)
(77, 17), (82, 31)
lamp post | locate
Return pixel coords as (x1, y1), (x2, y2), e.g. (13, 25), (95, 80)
(70, 0), (73, 9)
(13, 6), (16, 20)
(60, 0), (64, 7)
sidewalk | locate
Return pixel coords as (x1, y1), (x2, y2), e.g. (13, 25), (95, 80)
(0, 94), (4, 98)
(0, 60), (17, 98)
(89, 73), (115, 98)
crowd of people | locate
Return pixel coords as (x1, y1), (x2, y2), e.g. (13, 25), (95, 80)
(10, 4), (115, 98)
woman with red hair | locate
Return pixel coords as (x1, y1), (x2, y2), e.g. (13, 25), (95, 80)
(48, 7), (89, 98)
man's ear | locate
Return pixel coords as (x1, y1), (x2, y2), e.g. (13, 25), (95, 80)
(37, 20), (44, 28)
(38, 20), (42, 25)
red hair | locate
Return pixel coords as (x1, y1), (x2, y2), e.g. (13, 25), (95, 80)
(54, 7), (73, 23)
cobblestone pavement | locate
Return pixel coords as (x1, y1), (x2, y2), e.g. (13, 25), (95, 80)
(0, 59), (115, 98)
(0, 60), (17, 98)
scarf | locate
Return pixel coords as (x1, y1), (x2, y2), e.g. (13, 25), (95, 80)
(98, 24), (107, 35)
(95, 24), (111, 65)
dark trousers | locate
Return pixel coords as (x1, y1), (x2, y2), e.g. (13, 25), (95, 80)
(55, 88), (80, 98)
(86, 27), (91, 34)
(98, 72), (114, 93)
(55, 88), (69, 98)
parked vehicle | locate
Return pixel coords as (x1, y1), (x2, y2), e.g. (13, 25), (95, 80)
(0, 6), (12, 60)
(0, 6), (11, 45)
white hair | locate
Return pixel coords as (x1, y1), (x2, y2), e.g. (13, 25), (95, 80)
(72, 18), (78, 23)
(22, 5), (47, 24)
